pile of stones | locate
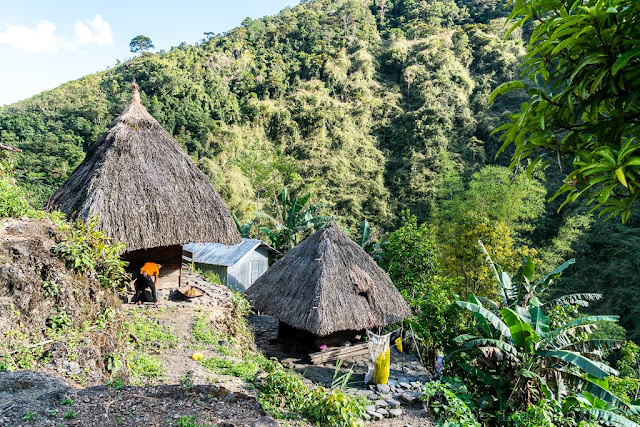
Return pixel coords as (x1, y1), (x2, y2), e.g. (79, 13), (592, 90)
(156, 272), (234, 308)
(355, 379), (425, 421)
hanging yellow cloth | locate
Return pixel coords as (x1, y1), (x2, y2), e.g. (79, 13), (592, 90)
(395, 336), (403, 353)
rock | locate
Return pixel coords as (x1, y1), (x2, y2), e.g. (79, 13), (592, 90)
(387, 379), (398, 386)
(356, 389), (373, 397)
(389, 408), (403, 417)
(378, 408), (389, 417)
(378, 393), (392, 400)
(377, 383), (391, 394)
(363, 413), (371, 421)
(368, 394), (378, 400)
(399, 381), (411, 389)
(386, 398), (401, 408)
(400, 391), (420, 404)
(411, 381), (422, 389)
(375, 399), (389, 408)
(251, 416), (277, 426)
(366, 409), (383, 421)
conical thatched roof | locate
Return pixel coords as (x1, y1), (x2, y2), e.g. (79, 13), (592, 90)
(246, 222), (411, 336)
(47, 83), (241, 251)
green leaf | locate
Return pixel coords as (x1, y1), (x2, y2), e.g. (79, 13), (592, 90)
(501, 307), (536, 349)
(590, 409), (640, 427)
(537, 349), (618, 379)
(536, 259), (575, 288)
(488, 81), (525, 105)
(457, 300), (512, 339)
(612, 47), (640, 75)
(615, 167), (628, 187)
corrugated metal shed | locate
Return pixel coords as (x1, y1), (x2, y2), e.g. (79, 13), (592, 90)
(184, 239), (276, 267)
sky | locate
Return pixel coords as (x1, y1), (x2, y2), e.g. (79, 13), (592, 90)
(0, 0), (300, 106)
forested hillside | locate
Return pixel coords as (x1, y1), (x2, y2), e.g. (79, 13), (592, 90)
(1, 0), (639, 343)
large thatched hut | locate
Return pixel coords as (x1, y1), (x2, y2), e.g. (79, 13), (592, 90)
(47, 83), (241, 288)
(246, 221), (410, 347)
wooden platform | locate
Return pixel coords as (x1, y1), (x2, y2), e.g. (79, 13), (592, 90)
(309, 342), (369, 364)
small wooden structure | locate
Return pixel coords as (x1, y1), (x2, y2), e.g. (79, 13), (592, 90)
(183, 239), (278, 291)
(47, 82), (241, 290)
(246, 221), (411, 349)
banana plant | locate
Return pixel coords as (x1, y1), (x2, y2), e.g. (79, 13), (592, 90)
(256, 187), (329, 253)
(453, 249), (637, 424)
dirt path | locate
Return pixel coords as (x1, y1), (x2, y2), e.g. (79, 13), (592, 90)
(2, 301), (431, 426)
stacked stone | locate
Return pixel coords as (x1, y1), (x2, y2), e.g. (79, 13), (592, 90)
(247, 315), (279, 342)
(158, 272), (235, 308)
(352, 379), (425, 421)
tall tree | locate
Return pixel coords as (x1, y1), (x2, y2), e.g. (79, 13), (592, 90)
(129, 35), (154, 54)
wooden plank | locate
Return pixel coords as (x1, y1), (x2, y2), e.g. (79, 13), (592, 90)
(310, 343), (369, 364)
(310, 347), (368, 364)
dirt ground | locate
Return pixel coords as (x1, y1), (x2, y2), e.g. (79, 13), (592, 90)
(2, 288), (431, 426)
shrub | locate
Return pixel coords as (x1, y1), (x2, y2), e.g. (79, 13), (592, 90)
(53, 216), (128, 289)
(258, 366), (366, 426)
(421, 379), (480, 427)
(0, 177), (33, 218)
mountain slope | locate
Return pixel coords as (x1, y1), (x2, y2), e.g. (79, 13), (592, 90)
(0, 0), (522, 231)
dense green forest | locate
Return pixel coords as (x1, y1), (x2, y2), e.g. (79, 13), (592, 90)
(2, 0), (640, 424)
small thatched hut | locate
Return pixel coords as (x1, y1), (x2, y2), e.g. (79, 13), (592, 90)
(47, 83), (241, 288)
(246, 221), (410, 347)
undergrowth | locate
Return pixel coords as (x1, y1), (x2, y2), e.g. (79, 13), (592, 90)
(128, 351), (164, 385)
(258, 364), (367, 427)
(128, 310), (177, 349)
(53, 216), (129, 289)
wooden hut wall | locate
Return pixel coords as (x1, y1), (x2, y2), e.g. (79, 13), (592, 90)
(124, 245), (183, 288)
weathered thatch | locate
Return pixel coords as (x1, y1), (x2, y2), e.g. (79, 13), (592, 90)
(246, 221), (411, 336)
(47, 83), (241, 251)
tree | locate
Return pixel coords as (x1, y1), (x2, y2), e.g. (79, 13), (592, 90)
(491, 0), (640, 222)
(454, 249), (637, 425)
(376, 211), (439, 292)
(257, 187), (328, 253)
(129, 35), (154, 54)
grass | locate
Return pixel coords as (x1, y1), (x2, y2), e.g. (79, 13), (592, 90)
(190, 315), (235, 356)
(128, 352), (165, 385)
(201, 356), (260, 382)
(174, 415), (215, 427)
(128, 310), (177, 349)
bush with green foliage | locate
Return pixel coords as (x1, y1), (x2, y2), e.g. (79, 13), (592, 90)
(421, 378), (480, 426)
(454, 249), (637, 425)
(376, 210), (439, 292)
(0, 176), (33, 218)
(258, 365), (366, 426)
(53, 216), (129, 289)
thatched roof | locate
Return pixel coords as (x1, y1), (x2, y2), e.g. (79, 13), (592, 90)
(246, 221), (411, 336)
(47, 83), (241, 251)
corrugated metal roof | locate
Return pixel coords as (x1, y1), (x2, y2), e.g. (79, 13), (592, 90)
(184, 239), (270, 267)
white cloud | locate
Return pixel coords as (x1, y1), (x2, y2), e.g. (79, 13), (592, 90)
(74, 15), (113, 46)
(0, 15), (113, 53)
(0, 20), (64, 53)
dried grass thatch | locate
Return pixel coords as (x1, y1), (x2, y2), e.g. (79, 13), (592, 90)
(246, 221), (411, 336)
(47, 83), (241, 251)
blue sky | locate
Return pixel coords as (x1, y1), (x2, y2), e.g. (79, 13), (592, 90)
(0, 0), (300, 106)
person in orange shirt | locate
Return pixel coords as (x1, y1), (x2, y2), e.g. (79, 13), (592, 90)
(132, 262), (163, 305)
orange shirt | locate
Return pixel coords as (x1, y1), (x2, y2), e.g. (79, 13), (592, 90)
(140, 262), (160, 277)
